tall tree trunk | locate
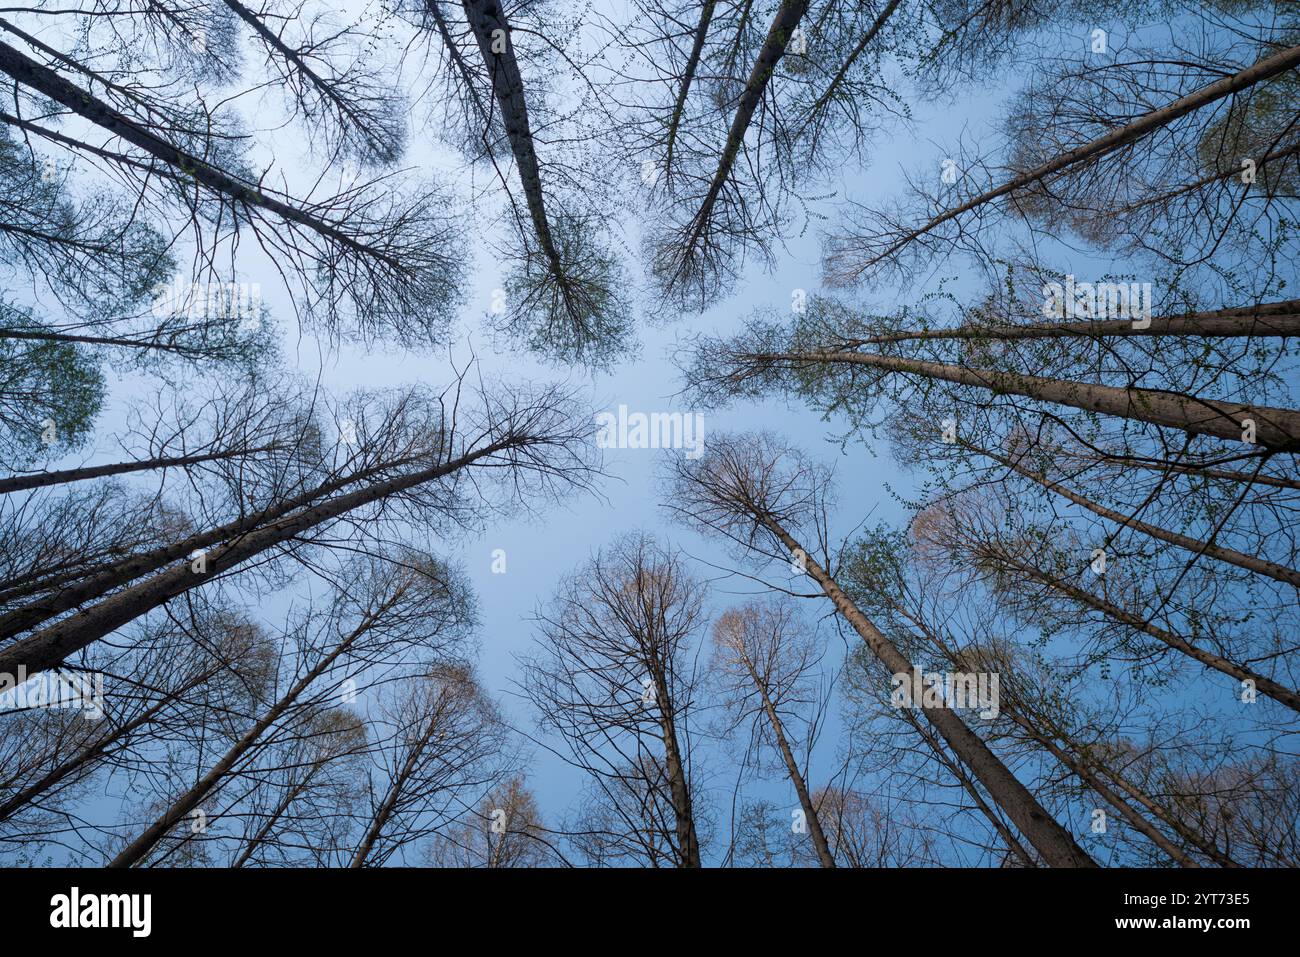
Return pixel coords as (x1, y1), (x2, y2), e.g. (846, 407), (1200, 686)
(764, 520), (1097, 866)
(828, 41), (1300, 281)
(898, 709), (1037, 867)
(0, 37), (397, 264)
(109, 608), (389, 867)
(0, 447), (438, 640)
(222, 0), (381, 144)
(739, 653), (836, 866)
(687, 0), (812, 235)
(0, 441), (511, 678)
(797, 0), (902, 133)
(0, 327), (245, 358)
(746, 348), (1300, 449)
(0, 446), (281, 495)
(1069, 451), (1300, 492)
(979, 545), (1300, 713)
(460, 0), (563, 270)
(975, 442), (1300, 588)
(662, 0), (718, 175)
(997, 703), (1201, 867)
(845, 300), (1300, 346)
(423, 0), (496, 143)
(348, 695), (446, 868)
(651, 668), (701, 867)
(0, 698), (170, 823)
(231, 773), (315, 867)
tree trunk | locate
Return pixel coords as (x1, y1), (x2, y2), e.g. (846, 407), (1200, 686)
(829, 41), (1300, 281)
(109, 609), (387, 867)
(651, 668), (701, 867)
(798, 0), (901, 133)
(741, 654), (836, 866)
(460, 0), (562, 269)
(0, 699), (168, 823)
(752, 348), (1300, 450)
(0, 37), (389, 263)
(978, 442), (1300, 588)
(0, 446), (280, 495)
(766, 521), (1097, 866)
(0, 441), (510, 678)
(983, 546), (1300, 713)
(662, 0), (718, 175)
(999, 704), (1201, 867)
(899, 709), (1037, 867)
(687, 0), (812, 234)
(846, 300), (1300, 346)
(0, 447), (437, 640)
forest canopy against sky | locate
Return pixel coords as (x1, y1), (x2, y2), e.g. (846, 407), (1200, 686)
(0, 0), (1297, 869)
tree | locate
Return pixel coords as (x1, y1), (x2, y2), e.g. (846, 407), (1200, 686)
(0, 376), (595, 677)
(711, 600), (837, 866)
(520, 532), (706, 867)
(665, 432), (1098, 866)
(348, 665), (511, 868)
(428, 775), (560, 867)
(108, 550), (474, 867)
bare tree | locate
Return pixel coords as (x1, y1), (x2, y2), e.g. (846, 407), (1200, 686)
(520, 532), (706, 867)
(664, 432), (1097, 866)
(712, 600), (837, 866)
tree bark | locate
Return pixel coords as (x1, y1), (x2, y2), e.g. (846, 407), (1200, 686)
(977, 442), (1300, 588)
(829, 41), (1300, 281)
(0, 441), (510, 678)
(0, 448), (437, 640)
(764, 520), (1097, 866)
(650, 667), (701, 867)
(747, 348), (1300, 450)
(662, 0), (717, 175)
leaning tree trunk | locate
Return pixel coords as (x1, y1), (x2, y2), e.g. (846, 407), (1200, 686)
(765, 519), (1097, 867)
(846, 299), (1300, 346)
(798, 0), (902, 134)
(0, 445), (436, 640)
(741, 654), (837, 867)
(649, 667), (702, 867)
(0, 697), (171, 823)
(899, 709), (1037, 867)
(980, 545), (1300, 713)
(749, 347), (1300, 450)
(686, 0), (812, 235)
(0, 441), (511, 679)
(109, 607), (389, 867)
(997, 702), (1201, 867)
(828, 41), (1300, 281)
(662, 0), (718, 175)
(0, 445), (281, 495)
(460, 0), (563, 270)
(0, 36), (392, 262)
(975, 442), (1300, 588)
